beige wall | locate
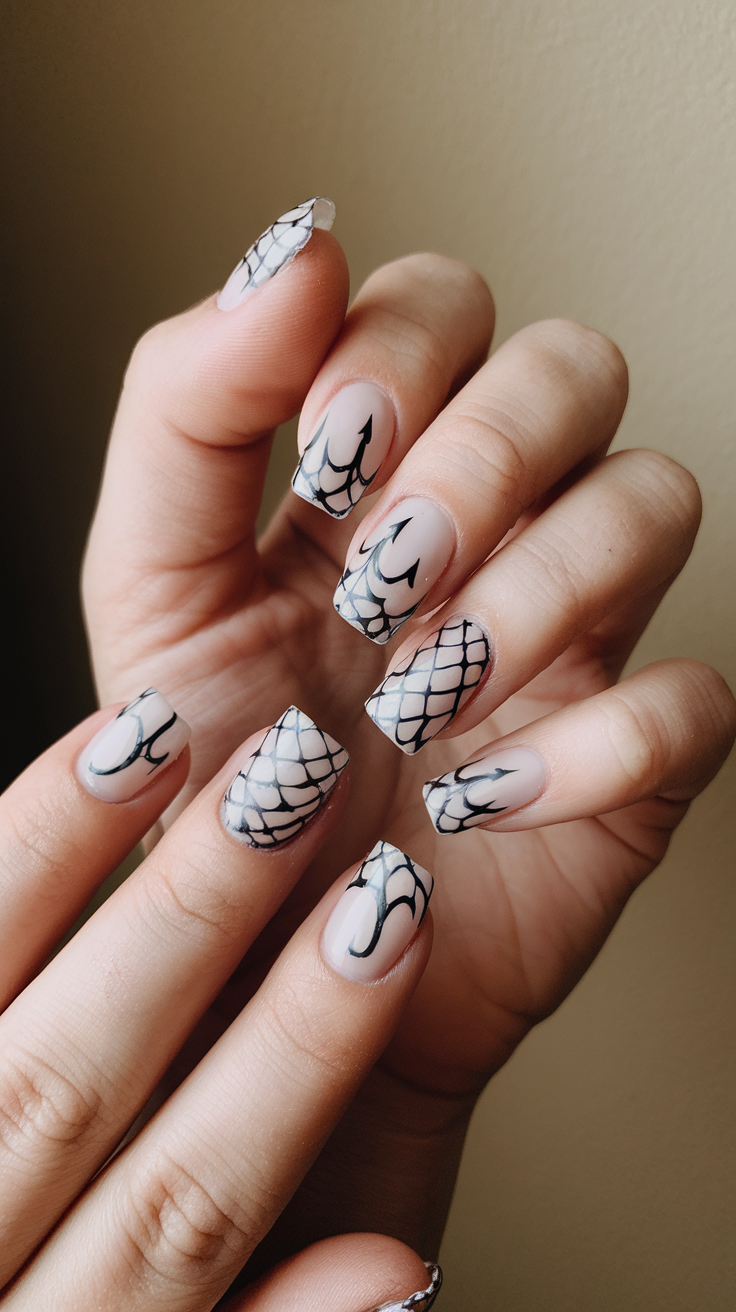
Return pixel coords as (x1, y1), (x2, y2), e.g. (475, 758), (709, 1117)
(5, 1), (736, 1306)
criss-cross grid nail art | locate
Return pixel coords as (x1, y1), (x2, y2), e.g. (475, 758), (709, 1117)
(218, 197), (335, 309)
(365, 620), (491, 754)
(344, 841), (433, 960)
(222, 706), (348, 848)
(292, 412), (376, 518)
(368, 1263), (443, 1312)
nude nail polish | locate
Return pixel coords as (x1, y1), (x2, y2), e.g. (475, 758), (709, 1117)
(365, 618), (491, 753)
(78, 689), (190, 803)
(333, 497), (455, 644)
(366, 1263), (443, 1312)
(423, 746), (547, 834)
(217, 196), (335, 311)
(292, 382), (395, 519)
(322, 841), (433, 982)
(222, 706), (348, 848)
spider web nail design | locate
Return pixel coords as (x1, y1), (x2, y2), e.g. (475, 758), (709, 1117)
(368, 1263), (443, 1312)
(345, 841), (433, 959)
(365, 620), (491, 754)
(423, 762), (519, 833)
(218, 197), (335, 307)
(88, 689), (178, 778)
(292, 412), (378, 518)
(222, 706), (349, 848)
(334, 518), (422, 644)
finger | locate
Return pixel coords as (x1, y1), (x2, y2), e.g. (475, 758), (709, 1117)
(289, 253), (494, 522)
(222, 1235), (439, 1312)
(10, 844), (434, 1310)
(364, 448), (700, 754)
(0, 707), (349, 1284)
(333, 318), (627, 645)
(422, 659), (736, 843)
(0, 689), (190, 1008)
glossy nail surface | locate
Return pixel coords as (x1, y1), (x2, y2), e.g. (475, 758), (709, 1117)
(222, 706), (348, 848)
(322, 840), (433, 982)
(367, 1263), (443, 1312)
(217, 196), (335, 311)
(423, 746), (546, 834)
(292, 382), (395, 519)
(78, 689), (190, 803)
(333, 497), (455, 644)
(365, 619), (491, 754)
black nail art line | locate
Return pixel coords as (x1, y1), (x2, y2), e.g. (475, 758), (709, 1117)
(423, 763), (519, 833)
(222, 706), (349, 848)
(346, 841), (432, 959)
(89, 689), (177, 777)
(366, 619), (491, 754)
(369, 1262), (443, 1312)
(292, 411), (378, 518)
(226, 197), (332, 300)
(334, 517), (422, 643)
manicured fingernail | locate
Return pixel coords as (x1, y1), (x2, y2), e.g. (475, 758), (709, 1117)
(333, 497), (455, 644)
(366, 1262), (443, 1311)
(423, 747), (547, 834)
(222, 706), (348, 848)
(365, 619), (491, 754)
(78, 689), (190, 803)
(217, 196), (336, 311)
(292, 382), (395, 519)
(322, 841), (433, 982)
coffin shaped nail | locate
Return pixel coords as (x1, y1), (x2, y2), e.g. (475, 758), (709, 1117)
(79, 689), (190, 803)
(366, 1263), (443, 1312)
(423, 746), (546, 834)
(222, 706), (348, 848)
(292, 382), (395, 519)
(217, 196), (336, 311)
(322, 840), (433, 982)
(333, 497), (454, 644)
(365, 619), (491, 754)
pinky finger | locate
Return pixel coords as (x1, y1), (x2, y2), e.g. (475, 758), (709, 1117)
(423, 659), (736, 839)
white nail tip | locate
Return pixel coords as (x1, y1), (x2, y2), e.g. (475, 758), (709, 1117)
(217, 196), (336, 310)
(79, 689), (190, 803)
(367, 1263), (443, 1312)
(423, 747), (547, 834)
(292, 382), (395, 519)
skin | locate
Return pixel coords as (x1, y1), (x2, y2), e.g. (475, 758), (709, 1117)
(2, 229), (731, 1305)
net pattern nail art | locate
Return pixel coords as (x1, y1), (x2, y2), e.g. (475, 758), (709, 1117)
(218, 197), (335, 308)
(369, 1263), (443, 1312)
(365, 620), (491, 754)
(292, 412), (377, 518)
(346, 841), (433, 960)
(222, 706), (349, 848)
(334, 518), (422, 644)
(423, 762), (520, 833)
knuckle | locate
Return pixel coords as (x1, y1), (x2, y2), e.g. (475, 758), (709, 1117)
(517, 318), (629, 422)
(137, 848), (243, 952)
(0, 1045), (101, 1161)
(618, 449), (702, 543)
(437, 408), (532, 520)
(257, 976), (354, 1086)
(600, 690), (671, 789)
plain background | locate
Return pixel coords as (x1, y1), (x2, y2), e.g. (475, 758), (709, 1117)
(2, 2), (735, 1307)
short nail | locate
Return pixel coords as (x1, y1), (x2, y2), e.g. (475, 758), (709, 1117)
(78, 689), (190, 803)
(222, 706), (348, 848)
(322, 840), (433, 982)
(217, 196), (335, 311)
(423, 746), (547, 834)
(365, 619), (491, 754)
(366, 1262), (443, 1311)
(292, 382), (395, 519)
(333, 497), (455, 644)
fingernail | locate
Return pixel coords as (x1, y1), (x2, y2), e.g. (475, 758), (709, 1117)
(78, 689), (190, 803)
(423, 747), (547, 834)
(222, 706), (348, 848)
(217, 196), (335, 311)
(322, 840), (433, 982)
(292, 382), (395, 519)
(366, 1262), (443, 1311)
(365, 619), (491, 754)
(333, 497), (455, 644)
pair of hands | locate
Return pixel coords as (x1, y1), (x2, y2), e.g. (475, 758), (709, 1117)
(1, 200), (734, 1309)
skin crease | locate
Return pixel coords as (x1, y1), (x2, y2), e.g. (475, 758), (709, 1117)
(78, 228), (736, 1292)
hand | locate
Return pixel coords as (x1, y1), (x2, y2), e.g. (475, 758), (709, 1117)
(0, 694), (442, 1310)
(83, 200), (736, 1258)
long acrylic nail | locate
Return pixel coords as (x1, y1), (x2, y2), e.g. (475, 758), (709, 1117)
(322, 841), (433, 982)
(366, 1263), (443, 1312)
(365, 618), (491, 754)
(78, 689), (190, 803)
(222, 706), (348, 848)
(292, 382), (395, 519)
(423, 747), (547, 834)
(333, 497), (455, 644)
(217, 196), (336, 311)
